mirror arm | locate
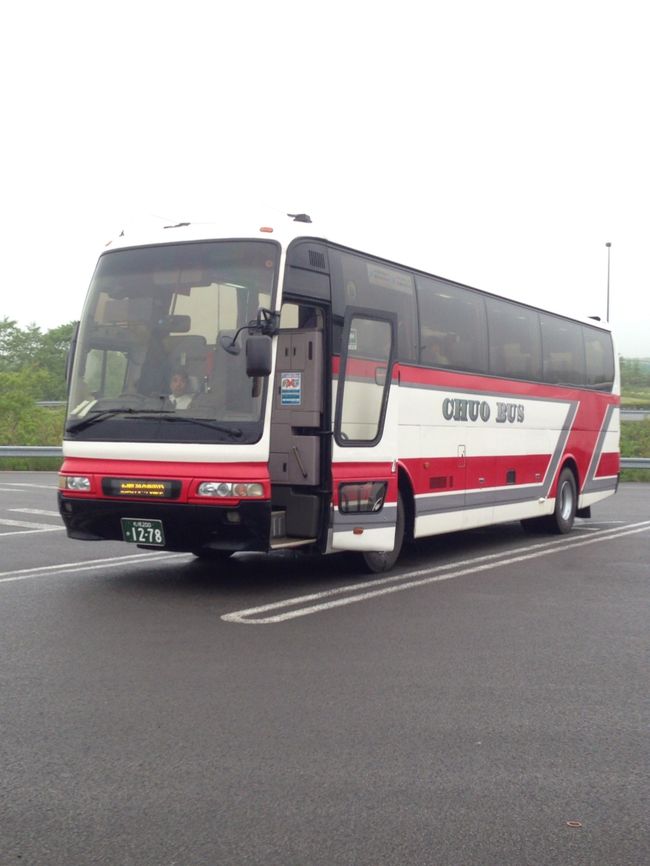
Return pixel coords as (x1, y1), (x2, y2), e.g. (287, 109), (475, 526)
(257, 308), (280, 336)
(220, 323), (255, 355)
(219, 309), (280, 355)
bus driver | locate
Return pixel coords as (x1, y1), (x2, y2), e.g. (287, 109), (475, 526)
(167, 369), (193, 409)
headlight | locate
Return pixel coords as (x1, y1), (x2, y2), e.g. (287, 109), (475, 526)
(60, 475), (91, 492)
(197, 481), (265, 498)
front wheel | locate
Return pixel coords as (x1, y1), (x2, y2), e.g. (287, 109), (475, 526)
(361, 493), (405, 573)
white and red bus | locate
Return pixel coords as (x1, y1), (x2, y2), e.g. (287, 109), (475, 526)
(58, 215), (620, 571)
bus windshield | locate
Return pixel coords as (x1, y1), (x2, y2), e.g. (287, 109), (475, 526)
(66, 239), (279, 443)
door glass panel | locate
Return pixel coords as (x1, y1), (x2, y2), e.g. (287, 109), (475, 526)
(337, 317), (392, 444)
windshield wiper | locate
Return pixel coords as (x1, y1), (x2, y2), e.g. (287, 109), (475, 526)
(156, 414), (243, 438)
(67, 408), (242, 439)
(66, 408), (164, 433)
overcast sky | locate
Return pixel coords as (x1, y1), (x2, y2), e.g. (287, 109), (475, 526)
(2, 0), (648, 356)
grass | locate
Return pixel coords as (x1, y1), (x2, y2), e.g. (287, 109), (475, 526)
(0, 458), (63, 471)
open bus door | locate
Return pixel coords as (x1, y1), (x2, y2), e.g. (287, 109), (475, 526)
(330, 311), (401, 571)
(268, 303), (328, 550)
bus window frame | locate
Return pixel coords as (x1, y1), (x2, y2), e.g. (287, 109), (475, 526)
(334, 307), (397, 448)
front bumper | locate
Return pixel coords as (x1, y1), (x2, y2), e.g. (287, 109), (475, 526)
(58, 494), (272, 552)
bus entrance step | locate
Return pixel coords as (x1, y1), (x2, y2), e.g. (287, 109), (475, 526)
(271, 510), (286, 538)
(270, 537), (317, 550)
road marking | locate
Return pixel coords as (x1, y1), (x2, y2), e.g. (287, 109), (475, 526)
(586, 520), (626, 525)
(0, 551), (190, 584)
(10, 508), (61, 517)
(0, 518), (65, 531)
(222, 520), (650, 625)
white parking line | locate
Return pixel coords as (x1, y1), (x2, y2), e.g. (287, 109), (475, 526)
(222, 521), (650, 625)
(0, 551), (190, 584)
(10, 508), (61, 517)
(0, 518), (64, 531)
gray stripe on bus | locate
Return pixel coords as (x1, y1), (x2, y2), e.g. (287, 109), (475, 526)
(582, 404), (618, 495)
(414, 401), (580, 516)
(332, 504), (397, 529)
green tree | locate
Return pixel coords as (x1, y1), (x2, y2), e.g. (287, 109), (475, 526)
(0, 368), (64, 445)
(33, 321), (76, 400)
(621, 356), (650, 389)
(0, 317), (75, 400)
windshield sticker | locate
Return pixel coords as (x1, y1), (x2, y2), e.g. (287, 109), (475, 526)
(280, 372), (302, 405)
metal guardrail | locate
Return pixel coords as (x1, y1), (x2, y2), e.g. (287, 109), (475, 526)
(0, 446), (64, 458)
(0, 446), (649, 469)
(620, 458), (650, 469)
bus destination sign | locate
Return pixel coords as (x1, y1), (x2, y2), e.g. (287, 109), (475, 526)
(102, 478), (181, 499)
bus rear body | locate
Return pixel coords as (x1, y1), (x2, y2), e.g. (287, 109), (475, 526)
(59, 217), (619, 571)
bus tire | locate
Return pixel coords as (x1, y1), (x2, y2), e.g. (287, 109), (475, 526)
(361, 493), (405, 573)
(546, 467), (577, 534)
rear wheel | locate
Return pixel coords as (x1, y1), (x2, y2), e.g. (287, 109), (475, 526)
(521, 467), (578, 535)
(547, 467), (577, 534)
(361, 493), (405, 573)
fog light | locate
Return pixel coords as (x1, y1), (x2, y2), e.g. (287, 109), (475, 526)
(226, 511), (241, 523)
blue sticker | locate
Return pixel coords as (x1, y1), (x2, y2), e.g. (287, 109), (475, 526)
(281, 372), (302, 405)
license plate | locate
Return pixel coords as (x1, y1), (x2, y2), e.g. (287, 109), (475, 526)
(121, 518), (165, 546)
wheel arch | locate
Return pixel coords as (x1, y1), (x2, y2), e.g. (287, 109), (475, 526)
(557, 456), (580, 496)
(397, 463), (415, 543)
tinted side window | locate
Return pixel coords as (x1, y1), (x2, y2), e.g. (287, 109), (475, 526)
(486, 298), (542, 381)
(583, 326), (615, 390)
(416, 276), (488, 374)
(330, 250), (417, 362)
(540, 314), (586, 386)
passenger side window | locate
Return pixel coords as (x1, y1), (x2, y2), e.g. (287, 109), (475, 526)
(330, 251), (417, 362)
(540, 314), (586, 386)
(583, 327), (615, 390)
(416, 277), (488, 374)
(486, 298), (542, 381)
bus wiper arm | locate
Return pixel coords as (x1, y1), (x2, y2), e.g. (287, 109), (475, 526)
(157, 415), (243, 438)
(66, 408), (164, 433)
(67, 408), (243, 439)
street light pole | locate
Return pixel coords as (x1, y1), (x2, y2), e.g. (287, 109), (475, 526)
(605, 242), (612, 321)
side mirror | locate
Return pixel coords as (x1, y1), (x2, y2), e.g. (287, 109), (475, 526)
(246, 334), (272, 377)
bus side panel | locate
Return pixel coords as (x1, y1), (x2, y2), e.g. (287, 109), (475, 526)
(395, 365), (619, 539)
